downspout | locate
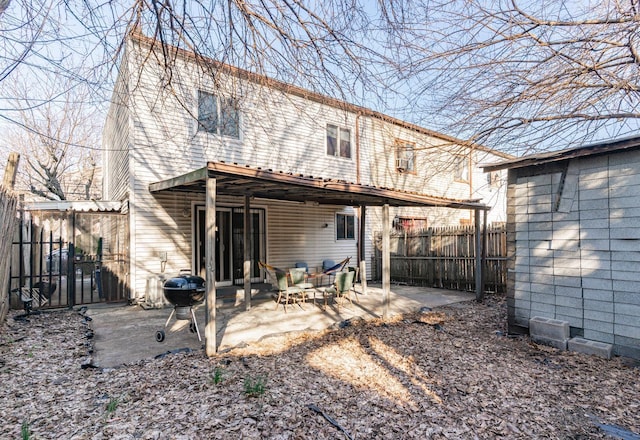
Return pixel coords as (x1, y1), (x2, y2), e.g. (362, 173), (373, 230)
(355, 113), (362, 269)
(355, 113), (368, 291)
(469, 143), (474, 224)
(355, 113), (361, 184)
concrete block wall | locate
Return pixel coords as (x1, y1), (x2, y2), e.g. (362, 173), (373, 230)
(608, 153), (640, 358)
(507, 152), (640, 359)
(530, 316), (569, 350)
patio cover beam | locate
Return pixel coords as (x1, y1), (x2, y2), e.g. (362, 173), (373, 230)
(149, 162), (489, 210)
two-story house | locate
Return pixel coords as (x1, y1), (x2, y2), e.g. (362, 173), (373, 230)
(102, 31), (512, 302)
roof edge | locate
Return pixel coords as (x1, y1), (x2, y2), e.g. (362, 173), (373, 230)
(128, 30), (513, 160)
(482, 135), (640, 172)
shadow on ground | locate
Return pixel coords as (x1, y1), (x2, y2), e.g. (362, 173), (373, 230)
(87, 283), (475, 368)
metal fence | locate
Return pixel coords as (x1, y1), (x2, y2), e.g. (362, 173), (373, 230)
(371, 223), (507, 293)
(8, 210), (130, 312)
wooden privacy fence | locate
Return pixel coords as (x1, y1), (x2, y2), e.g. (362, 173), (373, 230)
(372, 223), (507, 293)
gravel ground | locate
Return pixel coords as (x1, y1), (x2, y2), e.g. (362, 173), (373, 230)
(1, 295), (638, 439)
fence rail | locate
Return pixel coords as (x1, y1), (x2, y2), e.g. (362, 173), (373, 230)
(372, 223), (507, 293)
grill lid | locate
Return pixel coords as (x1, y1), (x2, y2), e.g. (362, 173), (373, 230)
(163, 274), (205, 290)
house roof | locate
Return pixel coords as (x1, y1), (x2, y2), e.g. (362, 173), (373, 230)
(482, 135), (640, 172)
(129, 30), (513, 161)
(149, 161), (489, 210)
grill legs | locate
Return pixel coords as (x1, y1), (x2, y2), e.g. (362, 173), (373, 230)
(156, 306), (201, 342)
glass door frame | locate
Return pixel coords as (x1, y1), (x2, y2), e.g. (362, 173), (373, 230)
(194, 205), (266, 287)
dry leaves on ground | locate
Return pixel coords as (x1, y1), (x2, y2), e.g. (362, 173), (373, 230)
(0, 295), (638, 439)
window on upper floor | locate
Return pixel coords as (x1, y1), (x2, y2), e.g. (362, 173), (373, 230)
(327, 124), (351, 159)
(197, 91), (240, 139)
(336, 213), (355, 240)
(487, 171), (500, 189)
(395, 140), (416, 173)
(454, 155), (469, 182)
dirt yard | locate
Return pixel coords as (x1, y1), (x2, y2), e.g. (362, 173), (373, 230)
(1, 295), (638, 439)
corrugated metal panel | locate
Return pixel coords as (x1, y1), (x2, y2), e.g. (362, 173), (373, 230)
(23, 200), (123, 212)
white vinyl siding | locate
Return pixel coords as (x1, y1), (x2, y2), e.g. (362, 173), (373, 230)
(106, 36), (510, 297)
(102, 58), (131, 202)
(266, 202), (357, 275)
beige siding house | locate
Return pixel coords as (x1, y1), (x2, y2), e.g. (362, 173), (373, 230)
(102, 31), (511, 300)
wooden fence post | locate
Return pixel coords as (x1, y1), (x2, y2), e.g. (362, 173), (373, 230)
(2, 152), (20, 190)
(474, 209), (484, 302)
(0, 153), (20, 322)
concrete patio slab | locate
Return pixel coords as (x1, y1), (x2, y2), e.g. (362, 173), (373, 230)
(87, 284), (475, 368)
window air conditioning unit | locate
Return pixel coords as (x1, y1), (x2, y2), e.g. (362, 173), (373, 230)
(396, 158), (409, 171)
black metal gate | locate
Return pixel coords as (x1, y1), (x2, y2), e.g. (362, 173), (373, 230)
(8, 210), (130, 311)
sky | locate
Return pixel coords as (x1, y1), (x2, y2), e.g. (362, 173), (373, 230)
(1, 0), (638, 172)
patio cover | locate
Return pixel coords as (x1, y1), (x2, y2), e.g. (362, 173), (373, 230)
(149, 161), (488, 209)
(150, 161), (489, 355)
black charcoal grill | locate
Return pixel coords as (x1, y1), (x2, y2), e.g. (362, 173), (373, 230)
(155, 271), (205, 343)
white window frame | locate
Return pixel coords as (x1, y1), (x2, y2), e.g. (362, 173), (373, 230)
(326, 124), (351, 159)
(336, 213), (355, 240)
(487, 171), (500, 189)
(197, 90), (240, 139)
(454, 155), (469, 183)
(395, 140), (416, 173)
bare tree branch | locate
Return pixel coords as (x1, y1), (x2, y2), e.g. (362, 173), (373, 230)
(3, 0), (640, 163)
(379, 0), (640, 153)
(5, 77), (100, 200)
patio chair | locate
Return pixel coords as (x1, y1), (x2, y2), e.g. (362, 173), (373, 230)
(312, 257), (351, 286)
(259, 261), (302, 312)
(289, 267), (314, 304)
(347, 266), (360, 303)
(323, 270), (355, 309)
(274, 270), (306, 312)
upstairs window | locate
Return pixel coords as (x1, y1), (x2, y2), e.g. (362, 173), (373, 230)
(336, 213), (355, 240)
(395, 140), (416, 173)
(327, 124), (351, 159)
(454, 155), (469, 182)
(487, 171), (501, 189)
(198, 91), (240, 138)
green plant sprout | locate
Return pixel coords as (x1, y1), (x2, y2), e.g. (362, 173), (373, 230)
(243, 375), (266, 397)
(21, 420), (31, 440)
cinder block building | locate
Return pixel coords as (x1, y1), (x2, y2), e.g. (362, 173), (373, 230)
(484, 136), (640, 359)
